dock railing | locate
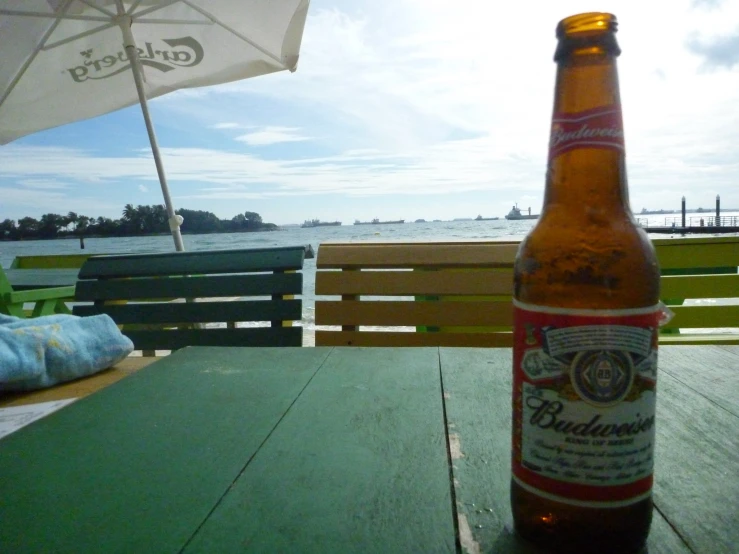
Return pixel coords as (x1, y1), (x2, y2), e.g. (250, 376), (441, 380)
(662, 215), (739, 227)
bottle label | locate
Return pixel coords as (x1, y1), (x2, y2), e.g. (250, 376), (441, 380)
(549, 106), (624, 160)
(512, 300), (660, 507)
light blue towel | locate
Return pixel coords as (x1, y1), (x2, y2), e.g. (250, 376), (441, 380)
(0, 313), (134, 392)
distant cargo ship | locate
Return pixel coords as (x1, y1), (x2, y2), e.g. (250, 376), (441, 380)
(301, 219), (342, 228)
(475, 215), (500, 221)
(504, 204), (538, 220)
(354, 218), (405, 225)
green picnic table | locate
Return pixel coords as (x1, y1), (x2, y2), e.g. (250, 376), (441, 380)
(1, 267), (79, 317)
(0, 346), (736, 553)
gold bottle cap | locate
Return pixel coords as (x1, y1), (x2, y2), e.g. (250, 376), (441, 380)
(557, 12), (617, 38)
(555, 12), (620, 61)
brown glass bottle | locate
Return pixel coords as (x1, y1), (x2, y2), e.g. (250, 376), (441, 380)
(510, 13), (661, 554)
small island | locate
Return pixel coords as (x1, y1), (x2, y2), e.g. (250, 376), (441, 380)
(0, 204), (277, 241)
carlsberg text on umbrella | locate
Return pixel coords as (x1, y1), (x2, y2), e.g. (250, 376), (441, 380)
(66, 37), (204, 83)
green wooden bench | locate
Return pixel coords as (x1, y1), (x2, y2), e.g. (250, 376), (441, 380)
(73, 246), (311, 352)
(314, 236), (739, 347)
(0, 265), (75, 318)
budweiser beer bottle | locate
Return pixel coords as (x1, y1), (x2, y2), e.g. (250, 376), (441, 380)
(511, 13), (661, 553)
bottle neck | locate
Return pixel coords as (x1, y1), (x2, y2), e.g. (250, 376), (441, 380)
(543, 53), (631, 218)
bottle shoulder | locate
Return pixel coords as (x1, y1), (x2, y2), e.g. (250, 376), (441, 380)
(514, 215), (660, 309)
(517, 216), (657, 259)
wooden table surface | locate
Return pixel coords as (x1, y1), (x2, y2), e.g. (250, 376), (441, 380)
(0, 346), (736, 553)
(4, 268), (80, 290)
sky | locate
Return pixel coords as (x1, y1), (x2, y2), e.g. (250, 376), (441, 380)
(1, 0), (738, 226)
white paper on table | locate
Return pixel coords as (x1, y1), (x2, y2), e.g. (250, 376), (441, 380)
(0, 399), (77, 440)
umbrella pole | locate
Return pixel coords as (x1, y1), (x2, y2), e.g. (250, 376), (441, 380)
(118, 15), (185, 252)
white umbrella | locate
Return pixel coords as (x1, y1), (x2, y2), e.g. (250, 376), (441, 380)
(0, 0), (311, 250)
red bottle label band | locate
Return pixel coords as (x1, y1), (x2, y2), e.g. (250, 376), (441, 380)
(549, 106), (624, 160)
(512, 301), (660, 507)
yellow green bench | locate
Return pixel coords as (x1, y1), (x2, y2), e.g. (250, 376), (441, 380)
(314, 236), (739, 346)
(657, 236), (739, 344)
(1, 253), (100, 318)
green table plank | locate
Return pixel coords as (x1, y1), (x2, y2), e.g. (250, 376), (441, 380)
(0, 347), (330, 554)
(184, 347), (456, 554)
(659, 345), (739, 417)
(654, 347), (739, 554)
(439, 347), (692, 554)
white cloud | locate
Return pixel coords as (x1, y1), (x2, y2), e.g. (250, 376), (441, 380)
(691, 0), (726, 9)
(18, 178), (69, 190)
(138, 184), (148, 192)
(0, 184), (116, 215)
(234, 126), (312, 146)
(685, 30), (739, 69)
(1, 127), (735, 211)
(0, 141), (536, 198)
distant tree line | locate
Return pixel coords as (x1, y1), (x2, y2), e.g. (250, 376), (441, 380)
(0, 204), (276, 241)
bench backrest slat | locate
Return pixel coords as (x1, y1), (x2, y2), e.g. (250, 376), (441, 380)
(317, 241), (520, 268)
(74, 299), (303, 326)
(315, 330), (513, 348)
(664, 305), (739, 329)
(78, 246), (306, 279)
(315, 269), (512, 296)
(655, 236), (739, 270)
(10, 254), (95, 269)
(125, 327), (303, 350)
(318, 300), (513, 327)
(76, 273), (302, 301)
(660, 274), (739, 299)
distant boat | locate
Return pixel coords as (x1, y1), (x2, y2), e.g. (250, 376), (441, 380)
(414, 219), (426, 223)
(475, 215), (499, 221)
(354, 218), (405, 225)
(301, 219), (342, 228)
(504, 204), (538, 220)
